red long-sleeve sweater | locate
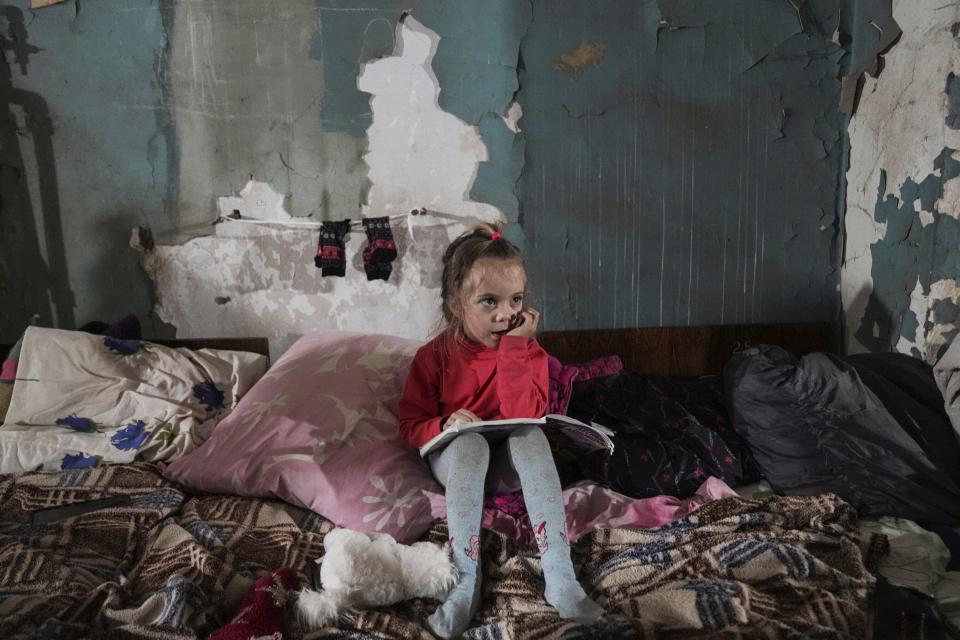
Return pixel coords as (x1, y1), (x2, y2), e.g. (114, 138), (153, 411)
(397, 333), (549, 449)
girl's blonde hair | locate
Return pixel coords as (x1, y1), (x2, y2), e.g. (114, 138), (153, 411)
(440, 221), (524, 346)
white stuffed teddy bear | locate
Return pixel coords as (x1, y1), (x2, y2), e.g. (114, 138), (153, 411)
(297, 527), (458, 629)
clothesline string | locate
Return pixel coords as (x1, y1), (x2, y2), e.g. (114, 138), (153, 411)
(214, 207), (473, 232)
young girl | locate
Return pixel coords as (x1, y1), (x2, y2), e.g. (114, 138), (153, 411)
(398, 223), (603, 638)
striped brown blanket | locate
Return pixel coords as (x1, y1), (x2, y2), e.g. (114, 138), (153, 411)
(0, 463), (882, 639)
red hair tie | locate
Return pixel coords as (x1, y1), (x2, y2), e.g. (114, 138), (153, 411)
(491, 231), (502, 240)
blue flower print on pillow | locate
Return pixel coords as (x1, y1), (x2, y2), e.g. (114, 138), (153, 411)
(192, 381), (225, 411)
(104, 336), (143, 356)
(55, 415), (102, 433)
(111, 420), (151, 451)
(61, 453), (100, 469)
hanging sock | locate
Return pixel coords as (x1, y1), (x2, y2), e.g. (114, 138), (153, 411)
(361, 216), (398, 281)
(315, 219), (351, 277)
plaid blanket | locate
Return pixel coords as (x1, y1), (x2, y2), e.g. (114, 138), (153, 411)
(0, 463), (882, 639)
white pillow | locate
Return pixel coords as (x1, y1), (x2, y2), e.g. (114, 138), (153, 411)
(0, 327), (268, 473)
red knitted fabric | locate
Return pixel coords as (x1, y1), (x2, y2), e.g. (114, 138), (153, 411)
(208, 567), (298, 640)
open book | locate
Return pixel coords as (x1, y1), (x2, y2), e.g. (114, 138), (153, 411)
(419, 414), (615, 458)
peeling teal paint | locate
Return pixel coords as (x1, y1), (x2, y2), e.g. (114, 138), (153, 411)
(724, 0), (802, 70)
(310, 1), (406, 137)
(2, 0), (906, 348)
(471, 111), (525, 233)
(311, 0), (528, 229)
(946, 72), (960, 130)
(855, 148), (960, 356)
(430, 0), (530, 235)
(311, 0), (526, 133)
(519, 0), (853, 330)
(1, 0), (529, 343)
(932, 298), (959, 326)
(839, 0), (901, 114)
(430, 1), (530, 124)
(162, 2), (366, 227)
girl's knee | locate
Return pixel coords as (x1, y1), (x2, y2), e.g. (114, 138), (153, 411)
(508, 424), (549, 448)
(449, 432), (490, 466)
(454, 431), (490, 450)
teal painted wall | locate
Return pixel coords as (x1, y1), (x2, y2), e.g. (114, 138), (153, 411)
(0, 0), (903, 346)
(0, 0), (170, 339)
(518, 0), (849, 330)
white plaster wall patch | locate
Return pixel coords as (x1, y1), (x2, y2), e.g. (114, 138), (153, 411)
(217, 180), (291, 221)
(358, 16), (501, 223)
(937, 171), (960, 220)
(136, 15), (511, 358)
(841, 0), (960, 354)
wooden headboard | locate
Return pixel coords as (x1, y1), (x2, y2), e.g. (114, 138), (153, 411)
(538, 322), (833, 378)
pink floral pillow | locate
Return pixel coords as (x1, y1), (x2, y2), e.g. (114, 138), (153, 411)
(163, 331), (439, 543)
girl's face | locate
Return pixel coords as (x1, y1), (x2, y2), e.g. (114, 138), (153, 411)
(451, 257), (526, 348)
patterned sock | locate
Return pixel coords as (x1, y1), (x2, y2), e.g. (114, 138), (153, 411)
(427, 433), (489, 638)
(361, 216), (397, 281)
(209, 567), (297, 640)
(315, 219), (351, 276)
(507, 426), (604, 621)
(362, 254), (393, 282)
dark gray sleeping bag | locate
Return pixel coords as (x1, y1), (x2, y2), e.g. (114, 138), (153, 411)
(724, 345), (960, 525)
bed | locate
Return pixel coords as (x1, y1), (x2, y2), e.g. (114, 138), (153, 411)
(0, 322), (955, 639)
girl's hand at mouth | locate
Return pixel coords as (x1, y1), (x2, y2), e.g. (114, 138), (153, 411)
(504, 308), (539, 339)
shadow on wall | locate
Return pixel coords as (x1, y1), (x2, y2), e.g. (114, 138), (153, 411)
(849, 282), (892, 355)
(89, 211), (169, 332)
(0, 6), (73, 341)
(853, 277), (960, 363)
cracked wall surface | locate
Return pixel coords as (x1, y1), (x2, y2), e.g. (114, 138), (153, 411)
(842, 0), (960, 363)
(1, 1), (524, 348)
(518, 0), (851, 330)
(134, 16), (503, 357)
(165, 0), (368, 232)
(4, 0), (917, 357)
(157, 2), (523, 353)
(312, 0), (529, 230)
